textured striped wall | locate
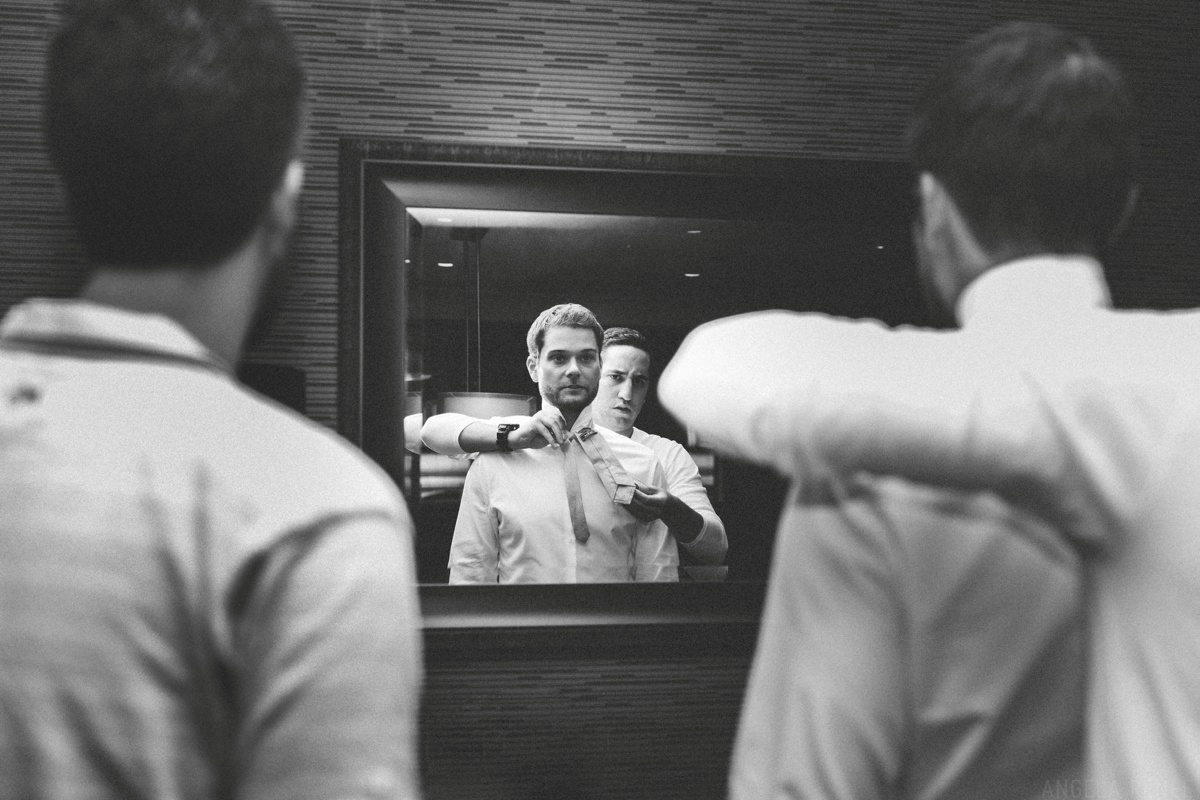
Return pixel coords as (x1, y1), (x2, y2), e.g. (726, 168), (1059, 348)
(3, 0), (1197, 428)
(989, 0), (1200, 309)
(9, 0), (1196, 429)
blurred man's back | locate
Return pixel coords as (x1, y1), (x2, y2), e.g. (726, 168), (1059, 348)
(0, 2), (423, 797)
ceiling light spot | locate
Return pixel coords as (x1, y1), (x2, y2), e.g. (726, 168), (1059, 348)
(684, 272), (700, 278)
(437, 262), (454, 268)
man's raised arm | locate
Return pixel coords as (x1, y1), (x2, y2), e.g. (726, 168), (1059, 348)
(420, 410), (566, 455)
(658, 311), (1070, 522)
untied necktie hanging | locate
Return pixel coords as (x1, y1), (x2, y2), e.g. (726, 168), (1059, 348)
(560, 426), (639, 544)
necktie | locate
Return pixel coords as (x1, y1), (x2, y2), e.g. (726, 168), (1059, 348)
(561, 436), (592, 543)
(573, 426), (636, 504)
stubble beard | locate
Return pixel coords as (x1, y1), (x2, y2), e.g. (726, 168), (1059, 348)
(545, 384), (596, 417)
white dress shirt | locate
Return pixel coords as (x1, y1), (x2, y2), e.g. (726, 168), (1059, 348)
(661, 255), (1200, 799)
(730, 476), (1083, 800)
(448, 408), (675, 583)
(630, 428), (728, 565)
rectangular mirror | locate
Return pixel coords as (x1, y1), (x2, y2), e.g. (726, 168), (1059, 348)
(339, 140), (928, 595)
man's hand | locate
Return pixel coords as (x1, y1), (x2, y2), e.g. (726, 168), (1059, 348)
(507, 407), (568, 449)
(628, 481), (671, 522)
(628, 481), (704, 544)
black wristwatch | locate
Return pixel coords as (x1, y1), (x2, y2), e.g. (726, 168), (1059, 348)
(496, 423), (520, 452)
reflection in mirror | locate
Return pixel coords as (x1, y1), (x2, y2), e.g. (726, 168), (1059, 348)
(340, 143), (928, 586)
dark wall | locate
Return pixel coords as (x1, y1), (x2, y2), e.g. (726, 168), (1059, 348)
(3, 0), (1196, 429)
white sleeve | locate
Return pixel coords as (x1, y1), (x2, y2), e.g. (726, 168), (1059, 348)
(419, 412), (479, 456)
(659, 311), (1065, 512)
(661, 442), (727, 564)
(447, 457), (500, 583)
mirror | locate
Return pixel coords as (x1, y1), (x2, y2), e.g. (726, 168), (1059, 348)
(339, 141), (928, 586)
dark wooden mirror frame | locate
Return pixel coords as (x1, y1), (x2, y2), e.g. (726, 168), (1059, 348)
(337, 138), (924, 629)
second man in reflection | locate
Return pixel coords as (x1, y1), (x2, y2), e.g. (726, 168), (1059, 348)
(439, 304), (686, 583)
(423, 325), (728, 568)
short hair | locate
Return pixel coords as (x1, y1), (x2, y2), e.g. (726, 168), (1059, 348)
(907, 22), (1137, 254)
(602, 327), (650, 360)
(44, 0), (307, 268)
(526, 303), (604, 360)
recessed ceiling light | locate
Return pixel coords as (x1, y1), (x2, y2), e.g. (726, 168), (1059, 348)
(437, 262), (454, 268)
(876, 245), (885, 250)
(684, 272), (700, 278)
(686, 230), (703, 235)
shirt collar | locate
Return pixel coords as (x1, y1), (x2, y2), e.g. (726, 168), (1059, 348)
(570, 404), (595, 434)
(0, 299), (228, 372)
(955, 255), (1111, 327)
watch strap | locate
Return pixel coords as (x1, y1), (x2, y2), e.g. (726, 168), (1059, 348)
(496, 422), (519, 452)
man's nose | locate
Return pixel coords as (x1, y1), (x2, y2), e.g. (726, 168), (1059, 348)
(565, 358), (581, 376)
(617, 379), (632, 401)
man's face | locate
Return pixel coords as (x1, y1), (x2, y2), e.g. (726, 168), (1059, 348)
(527, 325), (600, 415)
(592, 344), (651, 434)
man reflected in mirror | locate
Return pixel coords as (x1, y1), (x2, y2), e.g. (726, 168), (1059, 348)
(441, 304), (682, 583)
(422, 325), (727, 570)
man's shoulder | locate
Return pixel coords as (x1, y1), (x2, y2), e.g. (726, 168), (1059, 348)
(630, 428), (688, 460)
(594, 425), (663, 479)
(200, 379), (404, 512)
(596, 424), (656, 456)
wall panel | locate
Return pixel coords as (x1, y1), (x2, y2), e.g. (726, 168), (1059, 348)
(0, 0), (1197, 424)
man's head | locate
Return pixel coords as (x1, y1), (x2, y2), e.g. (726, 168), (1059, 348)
(525, 304), (604, 418)
(907, 22), (1137, 314)
(44, 0), (307, 270)
(593, 327), (652, 435)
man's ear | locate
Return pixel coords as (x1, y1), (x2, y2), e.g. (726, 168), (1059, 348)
(918, 172), (990, 300)
(917, 172), (956, 242)
(264, 159), (305, 257)
(526, 353), (539, 382)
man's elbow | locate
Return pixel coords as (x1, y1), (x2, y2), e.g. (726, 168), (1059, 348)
(684, 514), (729, 565)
